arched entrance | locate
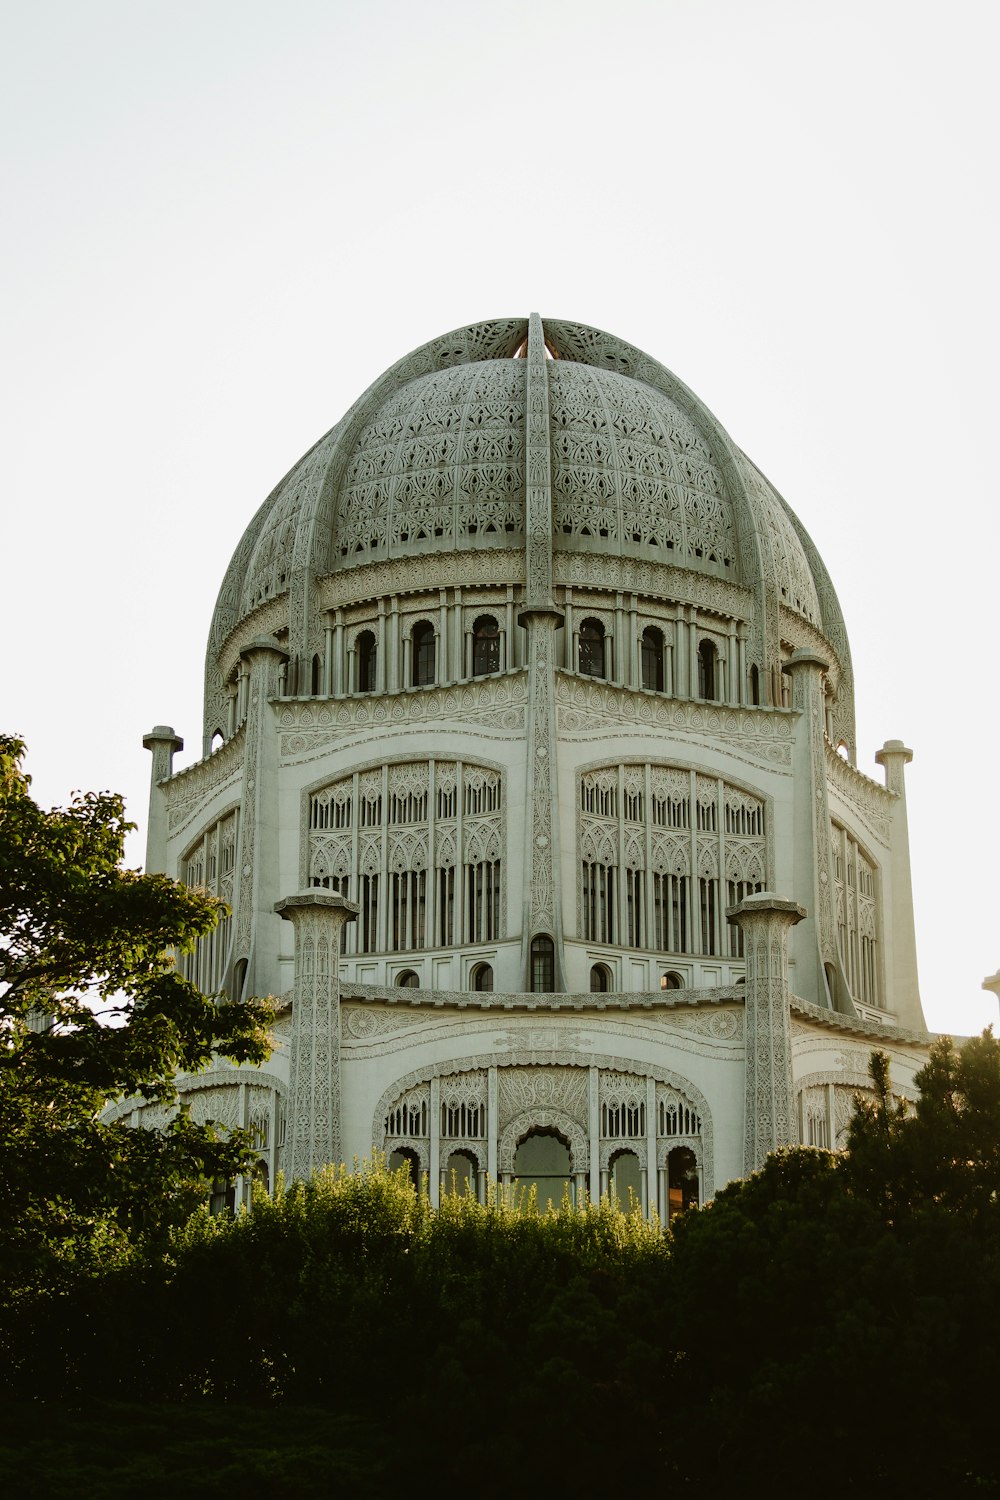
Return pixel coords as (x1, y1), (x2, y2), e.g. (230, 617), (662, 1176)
(513, 1129), (573, 1211)
(388, 1147), (421, 1192)
(443, 1149), (478, 1198)
(610, 1148), (642, 1210)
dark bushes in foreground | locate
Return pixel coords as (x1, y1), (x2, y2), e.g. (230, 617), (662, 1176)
(3, 1153), (1000, 1496)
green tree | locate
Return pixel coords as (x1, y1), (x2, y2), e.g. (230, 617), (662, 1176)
(0, 735), (273, 1286)
(847, 1030), (1000, 1218)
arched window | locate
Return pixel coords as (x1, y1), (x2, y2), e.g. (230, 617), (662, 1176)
(311, 653), (322, 696)
(660, 970), (683, 991)
(514, 1129), (572, 1211)
(444, 1150), (477, 1198)
(610, 1149), (642, 1209)
(471, 962), (493, 992)
(640, 626), (664, 692)
(472, 615), (500, 677)
(590, 963), (612, 993)
(749, 663), (760, 706)
(530, 934), (555, 993)
(412, 621), (436, 686)
(389, 1148), (420, 1192)
(210, 729), (225, 752)
(578, 618), (606, 679)
(395, 969), (420, 988)
(357, 630), (377, 693)
(697, 639), (717, 701)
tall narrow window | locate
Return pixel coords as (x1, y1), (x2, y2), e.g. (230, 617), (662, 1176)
(582, 862), (615, 943)
(641, 627), (664, 691)
(311, 654), (322, 695)
(466, 859), (500, 942)
(749, 663), (760, 706)
(412, 621), (436, 686)
(578, 618), (606, 678)
(530, 934), (555, 993)
(699, 877), (718, 955)
(697, 639), (717, 701)
(437, 866), (455, 946)
(472, 615), (500, 677)
(357, 630), (377, 693)
(391, 870), (427, 951)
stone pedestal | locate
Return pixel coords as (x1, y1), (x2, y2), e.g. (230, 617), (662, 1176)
(728, 893), (806, 1176)
(275, 891), (358, 1181)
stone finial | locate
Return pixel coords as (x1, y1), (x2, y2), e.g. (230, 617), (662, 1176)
(142, 724), (183, 782)
(875, 739), (913, 796)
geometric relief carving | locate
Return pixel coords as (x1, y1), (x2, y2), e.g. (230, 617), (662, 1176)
(548, 361), (736, 575)
(498, 1066), (589, 1132)
(336, 360), (526, 567)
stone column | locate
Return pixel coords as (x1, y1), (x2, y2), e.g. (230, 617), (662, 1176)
(728, 892), (805, 1176)
(275, 891), (358, 1182)
(142, 724), (183, 874)
(874, 739), (925, 1031)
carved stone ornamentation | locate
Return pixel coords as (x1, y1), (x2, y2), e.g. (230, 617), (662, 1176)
(275, 891), (358, 1180)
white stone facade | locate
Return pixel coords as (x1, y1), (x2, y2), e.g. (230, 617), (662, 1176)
(133, 315), (932, 1210)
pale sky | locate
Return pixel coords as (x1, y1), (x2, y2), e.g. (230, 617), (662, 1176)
(3, 0), (997, 1035)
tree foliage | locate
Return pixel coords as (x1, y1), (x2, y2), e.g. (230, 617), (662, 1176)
(847, 1031), (1000, 1218)
(0, 735), (273, 1284)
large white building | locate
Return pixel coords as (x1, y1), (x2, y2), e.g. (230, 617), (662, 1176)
(129, 314), (932, 1213)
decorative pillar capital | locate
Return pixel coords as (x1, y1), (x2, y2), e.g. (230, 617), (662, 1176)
(275, 890), (360, 925)
(727, 892), (807, 933)
(781, 649), (829, 711)
(142, 724), (183, 781)
(874, 739), (913, 796)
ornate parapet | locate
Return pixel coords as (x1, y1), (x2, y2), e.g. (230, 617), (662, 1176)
(276, 891), (358, 1180)
(728, 892), (805, 1175)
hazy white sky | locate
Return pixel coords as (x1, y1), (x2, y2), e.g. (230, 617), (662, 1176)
(3, 0), (997, 1034)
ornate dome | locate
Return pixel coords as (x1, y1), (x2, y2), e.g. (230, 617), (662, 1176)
(205, 316), (852, 749)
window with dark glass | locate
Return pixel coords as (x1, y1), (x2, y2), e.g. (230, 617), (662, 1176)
(578, 618), (606, 679)
(697, 639), (717, 701)
(472, 615), (500, 677)
(357, 630), (377, 692)
(471, 962), (493, 992)
(530, 934), (555, 993)
(641, 626), (664, 691)
(412, 621), (436, 686)
(590, 963), (611, 993)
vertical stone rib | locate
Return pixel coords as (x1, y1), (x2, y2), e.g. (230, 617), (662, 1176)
(519, 314), (565, 989)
